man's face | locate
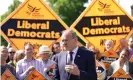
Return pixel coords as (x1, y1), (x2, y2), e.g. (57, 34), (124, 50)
(40, 52), (49, 61)
(128, 38), (133, 48)
(105, 41), (114, 51)
(0, 47), (9, 61)
(53, 44), (60, 53)
(120, 50), (129, 61)
(8, 49), (15, 60)
(61, 33), (76, 51)
(120, 39), (128, 48)
(24, 45), (34, 57)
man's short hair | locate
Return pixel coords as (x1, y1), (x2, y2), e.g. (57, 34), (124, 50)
(24, 42), (34, 49)
(120, 48), (130, 55)
(62, 29), (77, 39)
(0, 46), (8, 54)
(54, 42), (60, 45)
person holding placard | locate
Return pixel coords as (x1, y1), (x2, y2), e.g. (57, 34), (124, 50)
(16, 43), (42, 80)
(107, 48), (133, 78)
(38, 45), (55, 80)
(0, 46), (16, 76)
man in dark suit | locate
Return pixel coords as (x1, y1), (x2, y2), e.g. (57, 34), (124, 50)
(53, 29), (97, 80)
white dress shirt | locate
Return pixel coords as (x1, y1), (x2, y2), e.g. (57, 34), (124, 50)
(108, 59), (129, 76)
(67, 46), (79, 64)
(16, 58), (42, 80)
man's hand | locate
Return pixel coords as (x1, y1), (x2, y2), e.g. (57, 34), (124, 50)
(65, 64), (80, 76)
(44, 67), (51, 72)
(27, 66), (35, 72)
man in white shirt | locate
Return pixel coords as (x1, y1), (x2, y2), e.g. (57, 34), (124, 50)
(16, 43), (43, 80)
(38, 45), (55, 80)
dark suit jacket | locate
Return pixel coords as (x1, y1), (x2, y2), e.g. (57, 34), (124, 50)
(129, 62), (133, 74)
(53, 47), (97, 80)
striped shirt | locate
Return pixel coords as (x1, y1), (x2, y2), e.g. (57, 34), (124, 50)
(16, 58), (49, 80)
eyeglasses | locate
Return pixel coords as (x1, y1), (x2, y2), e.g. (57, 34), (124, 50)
(9, 52), (15, 54)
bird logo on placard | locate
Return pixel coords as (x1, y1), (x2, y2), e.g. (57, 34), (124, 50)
(4, 74), (11, 80)
(108, 51), (113, 56)
(98, 1), (110, 12)
(26, 4), (40, 15)
(31, 74), (38, 79)
(117, 71), (123, 77)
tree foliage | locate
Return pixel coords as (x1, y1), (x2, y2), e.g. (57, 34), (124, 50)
(1, 0), (21, 46)
(47, 0), (88, 26)
(47, 0), (87, 45)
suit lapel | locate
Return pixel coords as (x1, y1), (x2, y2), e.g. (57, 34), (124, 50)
(65, 52), (67, 65)
(62, 52), (69, 78)
(61, 52), (67, 65)
(74, 47), (81, 65)
(61, 52), (68, 65)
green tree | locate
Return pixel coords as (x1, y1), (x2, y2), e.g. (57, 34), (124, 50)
(47, 0), (88, 26)
(1, 0), (21, 46)
(47, 0), (87, 45)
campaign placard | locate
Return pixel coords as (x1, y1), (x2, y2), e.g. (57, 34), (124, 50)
(0, 0), (69, 56)
(71, 0), (133, 54)
(108, 68), (132, 80)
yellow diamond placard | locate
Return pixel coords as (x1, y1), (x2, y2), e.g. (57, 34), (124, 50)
(108, 68), (132, 80)
(25, 69), (46, 80)
(0, 0), (69, 56)
(71, 0), (133, 53)
(0, 69), (16, 80)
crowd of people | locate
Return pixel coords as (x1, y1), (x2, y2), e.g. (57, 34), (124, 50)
(0, 29), (133, 80)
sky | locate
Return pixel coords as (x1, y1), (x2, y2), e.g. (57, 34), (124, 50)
(118, 0), (133, 15)
(0, 0), (133, 16)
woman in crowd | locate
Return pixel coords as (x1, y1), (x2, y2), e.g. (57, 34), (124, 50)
(107, 48), (133, 78)
(13, 50), (25, 68)
(0, 46), (16, 76)
(51, 42), (61, 61)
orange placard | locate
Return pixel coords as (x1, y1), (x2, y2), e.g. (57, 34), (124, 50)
(0, 69), (16, 80)
(101, 48), (119, 58)
(129, 55), (133, 62)
(25, 69), (46, 80)
(49, 64), (55, 69)
(100, 48), (119, 70)
(108, 68), (132, 80)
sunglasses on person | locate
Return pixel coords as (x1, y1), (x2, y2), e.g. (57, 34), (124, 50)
(9, 52), (15, 54)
